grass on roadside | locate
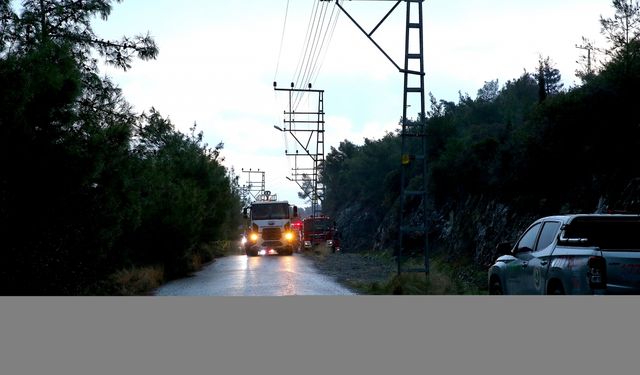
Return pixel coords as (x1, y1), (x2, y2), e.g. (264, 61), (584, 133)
(110, 265), (165, 296)
(107, 240), (239, 296)
(347, 255), (488, 295)
(192, 240), (236, 269)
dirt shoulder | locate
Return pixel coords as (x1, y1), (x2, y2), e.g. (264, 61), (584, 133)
(303, 246), (396, 293)
(303, 245), (488, 295)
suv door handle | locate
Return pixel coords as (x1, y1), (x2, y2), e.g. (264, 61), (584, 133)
(540, 261), (548, 266)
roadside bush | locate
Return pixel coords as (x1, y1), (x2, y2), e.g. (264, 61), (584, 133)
(110, 266), (165, 296)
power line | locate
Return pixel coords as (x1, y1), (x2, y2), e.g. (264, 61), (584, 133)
(310, 1), (341, 86)
(274, 1), (341, 210)
(294, 1), (337, 110)
(297, 0), (329, 90)
(273, 0), (291, 81)
(292, 0), (321, 91)
(293, 0), (327, 107)
(293, 1), (341, 110)
(309, 2), (340, 82)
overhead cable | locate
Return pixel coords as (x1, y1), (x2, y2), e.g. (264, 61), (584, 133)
(273, 0), (291, 81)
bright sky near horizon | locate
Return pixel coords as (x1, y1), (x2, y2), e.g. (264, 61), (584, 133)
(88, 0), (614, 207)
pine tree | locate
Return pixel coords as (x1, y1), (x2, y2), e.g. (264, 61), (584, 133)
(535, 56), (563, 102)
(600, 0), (640, 73)
(6, 0), (157, 71)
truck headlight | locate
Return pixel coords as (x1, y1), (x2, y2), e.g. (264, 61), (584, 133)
(249, 232), (259, 242)
(284, 231), (294, 241)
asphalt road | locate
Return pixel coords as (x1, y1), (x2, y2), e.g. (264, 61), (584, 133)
(153, 253), (356, 296)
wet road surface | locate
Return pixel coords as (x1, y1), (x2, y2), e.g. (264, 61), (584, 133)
(154, 253), (356, 296)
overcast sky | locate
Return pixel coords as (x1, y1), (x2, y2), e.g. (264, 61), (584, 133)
(91, 0), (613, 207)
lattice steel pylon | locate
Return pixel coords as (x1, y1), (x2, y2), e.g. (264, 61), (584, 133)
(241, 168), (266, 202)
(274, 83), (325, 217)
(321, 0), (428, 276)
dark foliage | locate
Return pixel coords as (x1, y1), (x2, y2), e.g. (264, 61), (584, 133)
(0, 1), (241, 294)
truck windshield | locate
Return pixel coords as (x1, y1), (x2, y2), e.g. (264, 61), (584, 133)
(251, 203), (289, 220)
(563, 218), (640, 250)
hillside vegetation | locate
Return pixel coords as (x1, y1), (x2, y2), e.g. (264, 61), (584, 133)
(1, 1), (242, 294)
(322, 1), (640, 284)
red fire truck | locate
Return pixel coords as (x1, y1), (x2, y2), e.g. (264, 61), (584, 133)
(290, 216), (303, 252)
(302, 216), (339, 252)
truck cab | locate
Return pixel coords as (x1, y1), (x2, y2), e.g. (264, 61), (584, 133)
(243, 192), (298, 256)
(302, 216), (335, 250)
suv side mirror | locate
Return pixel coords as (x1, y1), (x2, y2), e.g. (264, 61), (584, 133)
(292, 206), (298, 218)
(496, 242), (512, 255)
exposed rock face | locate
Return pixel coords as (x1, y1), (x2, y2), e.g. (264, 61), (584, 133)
(433, 196), (537, 267)
(333, 202), (381, 253)
(335, 179), (640, 268)
(380, 197), (535, 263)
(336, 195), (537, 267)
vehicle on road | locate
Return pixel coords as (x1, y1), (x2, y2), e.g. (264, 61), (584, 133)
(291, 217), (303, 252)
(302, 216), (337, 252)
(488, 214), (640, 295)
(243, 192), (299, 256)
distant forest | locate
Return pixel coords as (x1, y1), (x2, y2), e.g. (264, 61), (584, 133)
(1, 1), (243, 294)
(322, 0), (640, 253)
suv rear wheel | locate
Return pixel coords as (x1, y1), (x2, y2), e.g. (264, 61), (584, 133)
(489, 278), (503, 295)
(548, 281), (565, 295)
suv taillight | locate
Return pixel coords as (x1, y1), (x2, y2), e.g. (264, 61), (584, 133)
(587, 256), (607, 290)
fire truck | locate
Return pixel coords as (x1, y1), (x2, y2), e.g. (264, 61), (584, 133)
(242, 192), (299, 256)
(290, 216), (303, 252)
(302, 216), (338, 252)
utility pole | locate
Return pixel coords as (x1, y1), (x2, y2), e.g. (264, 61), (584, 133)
(241, 168), (266, 202)
(274, 82), (325, 218)
(321, 0), (429, 276)
(239, 185), (250, 206)
(576, 38), (595, 77)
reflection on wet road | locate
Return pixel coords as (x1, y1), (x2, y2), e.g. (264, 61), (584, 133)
(154, 254), (355, 296)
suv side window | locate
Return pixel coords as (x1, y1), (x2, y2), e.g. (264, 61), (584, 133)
(535, 221), (561, 251)
(516, 223), (541, 253)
